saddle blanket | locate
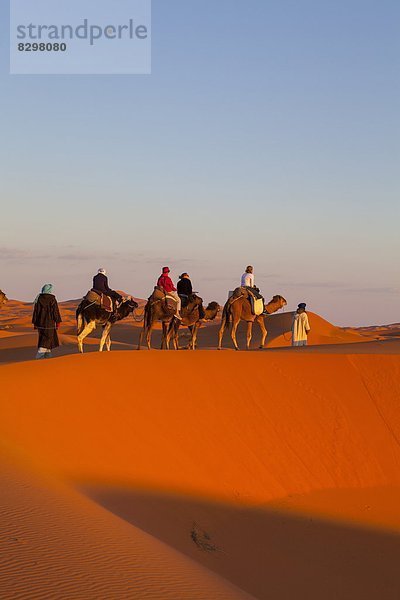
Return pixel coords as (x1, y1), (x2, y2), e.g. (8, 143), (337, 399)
(85, 290), (113, 312)
(164, 294), (178, 312)
(151, 287), (177, 312)
(228, 287), (264, 316)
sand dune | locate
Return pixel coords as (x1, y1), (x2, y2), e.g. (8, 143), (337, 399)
(1, 351), (400, 598)
(0, 449), (253, 600)
(1, 299), (400, 598)
(265, 310), (368, 346)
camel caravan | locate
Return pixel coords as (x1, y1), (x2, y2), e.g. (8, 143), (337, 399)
(77, 266), (287, 352)
(2, 265), (289, 356)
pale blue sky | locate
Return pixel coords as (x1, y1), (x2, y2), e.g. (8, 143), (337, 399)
(1, 0), (399, 325)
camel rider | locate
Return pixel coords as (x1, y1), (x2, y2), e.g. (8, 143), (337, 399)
(92, 268), (122, 311)
(177, 272), (193, 301)
(177, 273), (206, 319)
(240, 265), (265, 313)
(241, 265), (256, 289)
(241, 265), (263, 296)
(157, 267), (182, 320)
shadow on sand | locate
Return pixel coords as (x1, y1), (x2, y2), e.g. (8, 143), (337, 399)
(83, 486), (400, 600)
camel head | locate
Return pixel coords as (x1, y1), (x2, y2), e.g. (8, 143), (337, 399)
(204, 301), (220, 321)
(265, 295), (287, 314)
(121, 296), (139, 314)
(0, 290), (8, 305)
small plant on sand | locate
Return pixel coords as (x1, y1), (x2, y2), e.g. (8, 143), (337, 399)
(190, 522), (222, 554)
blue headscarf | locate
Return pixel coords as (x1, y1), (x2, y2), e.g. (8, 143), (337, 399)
(41, 284), (54, 295)
(34, 284), (54, 303)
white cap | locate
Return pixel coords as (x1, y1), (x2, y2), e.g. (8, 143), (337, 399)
(98, 268), (106, 275)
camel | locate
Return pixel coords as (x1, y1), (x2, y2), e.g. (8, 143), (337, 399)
(167, 296), (220, 350)
(0, 290), (8, 307)
(76, 296), (138, 353)
(218, 289), (287, 350)
(138, 289), (178, 350)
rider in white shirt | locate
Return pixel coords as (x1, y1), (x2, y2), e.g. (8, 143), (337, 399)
(241, 265), (255, 288)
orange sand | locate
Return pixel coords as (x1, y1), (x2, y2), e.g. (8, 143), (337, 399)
(1, 349), (400, 599)
(1, 300), (400, 598)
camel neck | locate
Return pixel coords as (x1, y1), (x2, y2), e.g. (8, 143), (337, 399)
(265, 301), (280, 314)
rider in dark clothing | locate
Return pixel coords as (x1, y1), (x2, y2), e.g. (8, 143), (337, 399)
(177, 273), (205, 319)
(92, 269), (122, 306)
(177, 274), (193, 299)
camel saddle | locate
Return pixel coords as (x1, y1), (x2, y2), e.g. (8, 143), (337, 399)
(85, 290), (113, 313)
(230, 286), (264, 316)
(151, 286), (177, 313)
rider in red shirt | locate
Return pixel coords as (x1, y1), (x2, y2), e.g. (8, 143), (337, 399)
(157, 267), (182, 319)
(157, 267), (177, 293)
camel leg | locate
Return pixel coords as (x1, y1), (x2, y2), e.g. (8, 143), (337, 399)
(172, 321), (180, 350)
(191, 323), (199, 350)
(161, 322), (170, 350)
(258, 316), (267, 348)
(188, 325), (194, 350)
(99, 323), (111, 352)
(146, 323), (153, 350)
(166, 320), (178, 350)
(246, 321), (253, 350)
(138, 306), (149, 350)
(230, 318), (240, 351)
(105, 330), (112, 351)
(138, 317), (150, 350)
(77, 321), (96, 354)
(76, 314), (85, 352)
(218, 314), (228, 350)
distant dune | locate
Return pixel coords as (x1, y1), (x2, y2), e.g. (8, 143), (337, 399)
(263, 310), (367, 346)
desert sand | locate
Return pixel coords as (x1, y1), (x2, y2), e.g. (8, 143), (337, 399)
(1, 299), (400, 599)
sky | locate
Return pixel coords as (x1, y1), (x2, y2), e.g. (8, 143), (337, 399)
(0, 0), (399, 326)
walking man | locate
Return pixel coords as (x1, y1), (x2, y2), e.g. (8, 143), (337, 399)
(32, 284), (62, 359)
(292, 303), (311, 347)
